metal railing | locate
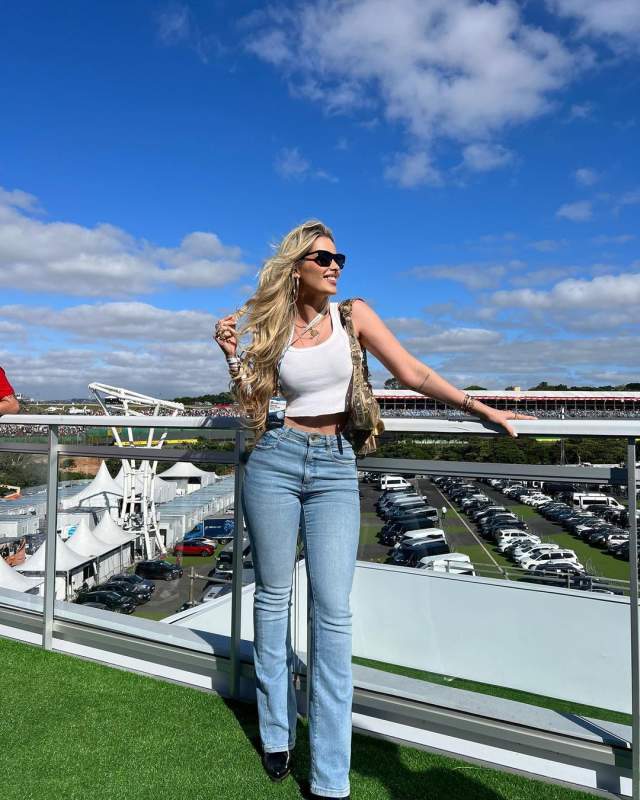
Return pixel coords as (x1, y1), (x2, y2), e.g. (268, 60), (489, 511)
(0, 413), (638, 798)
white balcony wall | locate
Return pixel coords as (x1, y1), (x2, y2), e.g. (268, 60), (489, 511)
(169, 559), (635, 714)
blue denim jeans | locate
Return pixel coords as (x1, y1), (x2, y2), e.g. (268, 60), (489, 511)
(241, 424), (360, 799)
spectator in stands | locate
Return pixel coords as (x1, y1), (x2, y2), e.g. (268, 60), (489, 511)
(0, 367), (19, 416)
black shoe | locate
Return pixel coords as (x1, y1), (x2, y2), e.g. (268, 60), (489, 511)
(261, 749), (292, 782)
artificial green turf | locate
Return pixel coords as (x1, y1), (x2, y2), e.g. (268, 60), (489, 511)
(0, 636), (599, 800)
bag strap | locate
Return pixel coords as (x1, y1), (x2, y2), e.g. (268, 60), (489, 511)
(339, 298), (372, 381)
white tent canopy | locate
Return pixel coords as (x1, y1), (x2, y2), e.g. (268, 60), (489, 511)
(63, 518), (116, 558)
(60, 462), (123, 510)
(0, 556), (43, 592)
(93, 512), (137, 545)
(160, 462), (218, 485)
(17, 536), (89, 573)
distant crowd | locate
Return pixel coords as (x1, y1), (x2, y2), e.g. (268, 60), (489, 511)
(380, 407), (639, 420)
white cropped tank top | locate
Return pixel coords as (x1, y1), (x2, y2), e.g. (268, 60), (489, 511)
(277, 302), (353, 416)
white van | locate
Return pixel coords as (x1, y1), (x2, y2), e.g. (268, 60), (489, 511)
(396, 528), (446, 547)
(572, 492), (624, 511)
(380, 475), (411, 491)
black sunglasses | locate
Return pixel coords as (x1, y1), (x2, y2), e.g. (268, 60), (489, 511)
(303, 250), (346, 269)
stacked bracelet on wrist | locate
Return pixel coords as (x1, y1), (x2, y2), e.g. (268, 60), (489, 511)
(460, 393), (477, 414)
(226, 355), (241, 377)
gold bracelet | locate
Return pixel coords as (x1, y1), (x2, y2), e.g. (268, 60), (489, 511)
(415, 366), (432, 394)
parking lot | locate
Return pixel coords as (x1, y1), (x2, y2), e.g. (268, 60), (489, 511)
(130, 551), (221, 620)
(124, 472), (634, 620)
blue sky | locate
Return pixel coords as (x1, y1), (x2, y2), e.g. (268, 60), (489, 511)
(0, 0), (638, 399)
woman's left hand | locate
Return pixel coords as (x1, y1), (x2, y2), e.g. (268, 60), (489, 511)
(481, 408), (538, 438)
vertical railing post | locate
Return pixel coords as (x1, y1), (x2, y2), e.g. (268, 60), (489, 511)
(43, 425), (59, 650)
(230, 429), (246, 699)
(627, 437), (639, 800)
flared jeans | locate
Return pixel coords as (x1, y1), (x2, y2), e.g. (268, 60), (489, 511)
(241, 423), (360, 798)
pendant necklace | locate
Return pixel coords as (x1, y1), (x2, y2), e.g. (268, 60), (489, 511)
(290, 300), (329, 346)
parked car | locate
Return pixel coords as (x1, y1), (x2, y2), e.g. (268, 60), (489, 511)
(392, 538), (450, 566)
(521, 549), (581, 571)
(394, 529), (446, 548)
(201, 567), (256, 600)
(135, 560), (184, 581)
(174, 540), (217, 557)
(416, 553), (475, 575)
(75, 589), (136, 614)
(96, 580), (151, 604)
(496, 532), (540, 553)
(512, 542), (560, 564)
(109, 572), (156, 594)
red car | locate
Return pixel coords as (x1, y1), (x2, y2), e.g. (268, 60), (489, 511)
(174, 540), (216, 557)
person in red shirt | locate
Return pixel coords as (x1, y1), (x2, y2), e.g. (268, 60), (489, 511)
(0, 368), (19, 415)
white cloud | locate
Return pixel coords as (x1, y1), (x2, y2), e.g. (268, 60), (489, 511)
(275, 146), (310, 179)
(0, 320), (24, 335)
(556, 200), (593, 221)
(439, 334), (640, 386)
(155, 4), (222, 63)
(384, 151), (442, 188)
(567, 101), (595, 120)
(403, 327), (503, 353)
(0, 186), (251, 296)
(408, 261), (524, 290)
(0, 302), (215, 343)
(367, 314), (640, 388)
(548, 0), (640, 48)
(574, 167), (599, 186)
(490, 270), (640, 330)
(1, 340), (231, 401)
(156, 5), (191, 45)
(274, 147), (338, 182)
(592, 233), (635, 245)
(528, 239), (566, 252)
(246, 1), (575, 177)
(615, 188), (640, 212)
(461, 143), (513, 172)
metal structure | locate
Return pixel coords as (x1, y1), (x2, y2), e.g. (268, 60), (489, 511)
(0, 414), (638, 798)
(88, 384), (184, 558)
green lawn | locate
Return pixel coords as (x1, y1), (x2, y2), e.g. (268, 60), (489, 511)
(359, 511), (382, 546)
(0, 636), (601, 800)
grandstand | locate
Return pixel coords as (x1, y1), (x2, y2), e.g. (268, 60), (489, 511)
(374, 388), (640, 419)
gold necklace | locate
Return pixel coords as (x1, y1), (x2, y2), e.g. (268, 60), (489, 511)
(293, 302), (329, 340)
(291, 302), (329, 344)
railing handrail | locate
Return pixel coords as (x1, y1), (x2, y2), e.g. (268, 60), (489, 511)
(2, 413), (640, 438)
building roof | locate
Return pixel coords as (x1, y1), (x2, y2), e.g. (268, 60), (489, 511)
(0, 556), (43, 592)
(17, 536), (89, 573)
(374, 389), (640, 401)
(63, 518), (119, 557)
(93, 512), (136, 545)
(60, 462), (122, 510)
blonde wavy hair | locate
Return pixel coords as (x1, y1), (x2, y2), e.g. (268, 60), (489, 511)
(229, 219), (335, 435)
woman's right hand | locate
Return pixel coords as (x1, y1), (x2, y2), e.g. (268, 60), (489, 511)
(213, 314), (238, 358)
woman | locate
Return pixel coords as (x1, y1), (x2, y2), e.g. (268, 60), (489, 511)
(214, 220), (534, 799)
